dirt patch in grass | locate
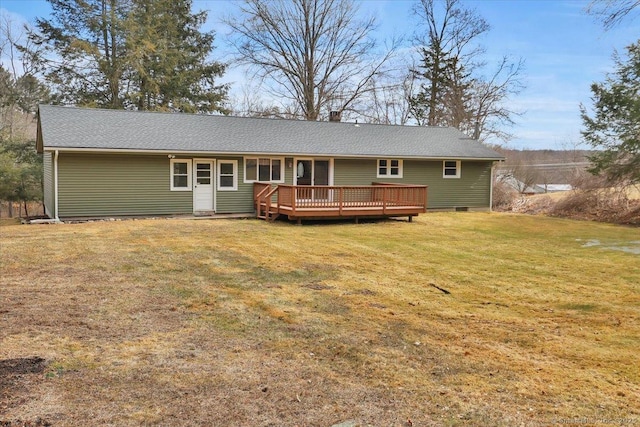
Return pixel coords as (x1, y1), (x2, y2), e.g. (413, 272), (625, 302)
(302, 283), (334, 290)
(0, 357), (48, 418)
(1, 215), (639, 425)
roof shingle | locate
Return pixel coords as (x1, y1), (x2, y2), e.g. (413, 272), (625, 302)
(38, 104), (503, 160)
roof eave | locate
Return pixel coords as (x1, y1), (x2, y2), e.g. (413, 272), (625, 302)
(41, 146), (504, 161)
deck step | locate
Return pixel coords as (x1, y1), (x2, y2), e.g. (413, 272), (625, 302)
(256, 201), (279, 221)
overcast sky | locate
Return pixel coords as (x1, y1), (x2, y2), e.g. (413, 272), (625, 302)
(2, 0), (638, 150)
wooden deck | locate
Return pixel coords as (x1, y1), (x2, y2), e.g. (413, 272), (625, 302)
(254, 182), (428, 223)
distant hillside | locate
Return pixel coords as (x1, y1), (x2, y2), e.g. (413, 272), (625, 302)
(494, 148), (593, 185)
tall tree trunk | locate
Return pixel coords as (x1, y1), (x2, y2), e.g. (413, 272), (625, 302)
(428, 57), (439, 126)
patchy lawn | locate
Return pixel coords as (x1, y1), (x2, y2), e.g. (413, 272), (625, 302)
(1, 214), (638, 426)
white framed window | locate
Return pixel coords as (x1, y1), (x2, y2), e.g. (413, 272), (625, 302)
(244, 157), (285, 183)
(377, 159), (403, 178)
(170, 159), (192, 191)
(218, 160), (238, 191)
(443, 160), (461, 178)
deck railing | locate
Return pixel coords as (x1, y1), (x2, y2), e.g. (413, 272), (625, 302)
(254, 182), (279, 220)
(279, 184), (427, 212)
(253, 182), (271, 201)
(254, 182), (427, 220)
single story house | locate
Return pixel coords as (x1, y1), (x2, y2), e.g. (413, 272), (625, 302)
(36, 104), (504, 221)
(538, 184), (573, 193)
(496, 173), (574, 195)
(496, 173), (546, 195)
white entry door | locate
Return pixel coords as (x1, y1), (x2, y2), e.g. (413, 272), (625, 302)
(193, 160), (214, 212)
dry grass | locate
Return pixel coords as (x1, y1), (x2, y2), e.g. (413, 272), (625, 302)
(0, 202), (45, 220)
(527, 185), (640, 203)
(626, 185), (640, 200)
(511, 185), (640, 225)
(1, 214), (639, 426)
(546, 187), (640, 225)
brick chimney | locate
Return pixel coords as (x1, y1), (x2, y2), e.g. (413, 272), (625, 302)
(329, 111), (342, 122)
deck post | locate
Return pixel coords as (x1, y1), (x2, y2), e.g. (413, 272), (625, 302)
(291, 186), (296, 215)
(382, 187), (388, 215)
(265, 192), (271, 220)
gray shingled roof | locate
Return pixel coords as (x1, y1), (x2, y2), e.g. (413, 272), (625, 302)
(37, 104), (503, 160)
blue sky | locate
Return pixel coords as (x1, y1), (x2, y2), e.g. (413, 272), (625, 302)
(1, 0), (638, 150)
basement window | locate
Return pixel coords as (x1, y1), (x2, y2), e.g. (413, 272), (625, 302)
(443, 160), (461, 178)
(170, 159), (192, 191)
(218, 160), (238, 191)
(377, 159), (403, 178)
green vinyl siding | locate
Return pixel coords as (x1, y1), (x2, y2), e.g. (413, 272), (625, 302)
(58, 153), (192, 217)
(405, 160), (493, 209)
(333, 159), (377, 186)
(216, 156), (252, 213)
(43, 151), (55, 218)
(218, 157), (296, 214)
(334, 158), (493, 209)
(284, 158), (294, 184)
(56, 153), (492, 217)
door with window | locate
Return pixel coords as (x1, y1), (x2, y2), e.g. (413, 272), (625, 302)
(295, 159), (330, 185)
(193, 160), (214, 211)
(295, 159), (331, 199)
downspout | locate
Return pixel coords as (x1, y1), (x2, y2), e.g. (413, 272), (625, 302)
(54, 150), (60, 222)
(489, 161), (496, 212)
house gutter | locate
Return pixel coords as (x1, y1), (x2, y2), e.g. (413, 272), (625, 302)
(489, 161), (496, 212)
(47, 147), (504, 162)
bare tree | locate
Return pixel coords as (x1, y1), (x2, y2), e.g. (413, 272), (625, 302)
(587, 0), (640, 30)
(496, 161), (540, 194)
(224, 0), (396, 121)
(1, 13), (48, 139)
(352, 71), (416, 125)
(409, 0), (489, 127)
(0, 13), (49, 218)
(409, 0), (524, 143)
(231, 81), (301, 119)
(465, 56), (525, 142)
